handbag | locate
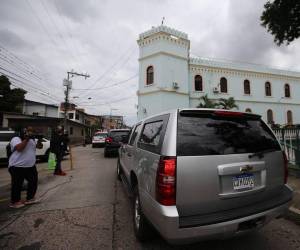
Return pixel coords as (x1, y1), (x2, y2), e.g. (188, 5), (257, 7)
(47, 152), (56, 170)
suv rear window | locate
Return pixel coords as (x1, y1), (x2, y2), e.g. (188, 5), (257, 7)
(110, 131), (129, 141)
(177, 111), (281, 156)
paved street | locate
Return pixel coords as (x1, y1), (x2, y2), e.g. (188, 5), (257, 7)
(1, 146), (300, 249)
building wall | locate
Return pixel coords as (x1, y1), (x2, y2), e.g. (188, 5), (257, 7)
(137, 25), (300, 124)
(189, 65), (300, 124)
(23, 102), (58, 117)
(138, 26), (190, 119)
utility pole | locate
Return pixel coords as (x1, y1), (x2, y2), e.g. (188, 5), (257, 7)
(63, 71), (90, 129)
(63, 71), (90, 171)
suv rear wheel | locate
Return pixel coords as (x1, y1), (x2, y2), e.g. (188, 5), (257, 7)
(133, 186), (153, 241)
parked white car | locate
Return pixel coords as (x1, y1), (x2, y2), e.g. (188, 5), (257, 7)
(0, 130), (50, 162)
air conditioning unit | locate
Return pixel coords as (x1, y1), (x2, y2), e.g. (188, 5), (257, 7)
(213, 86), (219, 93)
(172, 82), (179, 89)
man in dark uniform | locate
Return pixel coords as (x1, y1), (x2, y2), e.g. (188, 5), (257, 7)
(50, 126), (67, 176)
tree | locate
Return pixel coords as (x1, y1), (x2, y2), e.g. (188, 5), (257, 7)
(261, 0), (300, 45)
(218, 97), (239, 110)
(197, 94), (218, 108)
(0, 75), (26, 112)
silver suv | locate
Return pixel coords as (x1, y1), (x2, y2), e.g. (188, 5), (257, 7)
(118, 109), (293, 244)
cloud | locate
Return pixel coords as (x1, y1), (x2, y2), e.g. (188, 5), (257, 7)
(0, 29), (31, 50)
(0, 0), (299, 126)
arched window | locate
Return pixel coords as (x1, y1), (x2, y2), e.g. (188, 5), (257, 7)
(146, 66), (154, 85)
(244, 79), (251, 95)
(245, 108), (252, 113)
(287, 110), (293, 125)
(265, 81), (271, 96)
(267, 109), (274, 124)
(194, 75), (203, 91)
(220, 77), (227, 93)
(284, 83), (291, 97)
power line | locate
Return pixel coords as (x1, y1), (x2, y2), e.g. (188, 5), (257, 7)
(9, 80), (60, 104)
(40, 0), (79, 67)
(73, 74), (137, 91)
(26, 0), (70, 70)
(0, 54), (43, 81)
(76, 94), (136, 106)
(0, 44), (39, 73)
(79, 46), (136, 98)
(0, 69), (63, 102)
(0, 46), (62, 91)
(53, 0), (86, 69)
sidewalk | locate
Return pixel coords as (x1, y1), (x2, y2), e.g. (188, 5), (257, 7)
(287, 175), (300, 223)
(0, 157), (72, 202)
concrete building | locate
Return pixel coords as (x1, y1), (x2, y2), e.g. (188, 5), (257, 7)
(101, 115), (124, 130)
(137, 25), (300, 125)
(23, 100), (59, 117)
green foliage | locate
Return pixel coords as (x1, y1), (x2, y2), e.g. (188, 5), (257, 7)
(197, 95), (239, 110)
(0, 75), (26, 112)
(197, 94), (218, 108)
(261, 0), (300, 45)
(218, 97), (239, 110)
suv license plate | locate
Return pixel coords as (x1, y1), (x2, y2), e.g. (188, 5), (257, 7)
(233, 174), (254, 190)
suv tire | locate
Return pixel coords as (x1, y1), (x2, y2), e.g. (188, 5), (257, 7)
(133, 186), (153, 241)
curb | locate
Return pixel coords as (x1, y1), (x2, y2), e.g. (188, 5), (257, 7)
(286, 206), (300, 225)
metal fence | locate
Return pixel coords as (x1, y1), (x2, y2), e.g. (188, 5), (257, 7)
(273, 128), (300, 166)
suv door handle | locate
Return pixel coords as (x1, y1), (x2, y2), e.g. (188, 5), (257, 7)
(127, 153), (132, 157)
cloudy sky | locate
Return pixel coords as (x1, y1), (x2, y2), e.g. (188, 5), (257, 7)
(1, 0), (299, 125)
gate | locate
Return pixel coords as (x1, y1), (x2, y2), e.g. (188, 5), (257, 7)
(273, 128), (300, 173)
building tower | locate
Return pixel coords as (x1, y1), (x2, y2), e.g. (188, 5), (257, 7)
(137, 25), (190, 120)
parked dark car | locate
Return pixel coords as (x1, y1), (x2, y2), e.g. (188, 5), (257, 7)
(104, 129), (130, 157)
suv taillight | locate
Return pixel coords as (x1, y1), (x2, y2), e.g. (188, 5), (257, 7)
(105, 137), (112, 143)
(156, 156), (176, 206)
(283, 151), (288, 184)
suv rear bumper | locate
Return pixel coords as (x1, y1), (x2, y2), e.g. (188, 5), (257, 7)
(140, 186), (292, 245)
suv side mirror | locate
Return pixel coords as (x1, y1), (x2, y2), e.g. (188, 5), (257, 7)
(121, 135), (129, 144)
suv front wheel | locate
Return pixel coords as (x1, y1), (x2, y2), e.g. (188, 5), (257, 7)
(133, 186), (153, 241)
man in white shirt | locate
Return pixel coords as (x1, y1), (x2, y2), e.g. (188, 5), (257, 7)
(8, 126), (43, 208)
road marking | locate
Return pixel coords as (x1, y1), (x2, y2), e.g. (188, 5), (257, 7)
(0, 198), (9, 202)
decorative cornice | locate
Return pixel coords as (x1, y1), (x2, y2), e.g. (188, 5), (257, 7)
(189, 96), (300, 105)
(189, 57), (300, 79)
(139, 51), (188, 61)
(139, 25), (188, 40)
(137, 89), (189, 96)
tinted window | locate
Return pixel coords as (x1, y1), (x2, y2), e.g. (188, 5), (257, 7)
(129, 125), (141, 146)
(139, 121), (163, 146)
(110, 131), (129, 141)
(94, 133), (107, 138)
(177, 113), (280, 156)
(0, 133), (17, 142)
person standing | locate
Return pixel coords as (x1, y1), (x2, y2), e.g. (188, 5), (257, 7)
(8, 127), (43, 208)
(50, 126), (67, 176)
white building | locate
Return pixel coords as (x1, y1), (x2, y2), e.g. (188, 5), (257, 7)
(137, 25), (300, 125)
(23, 99), (59, 118)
